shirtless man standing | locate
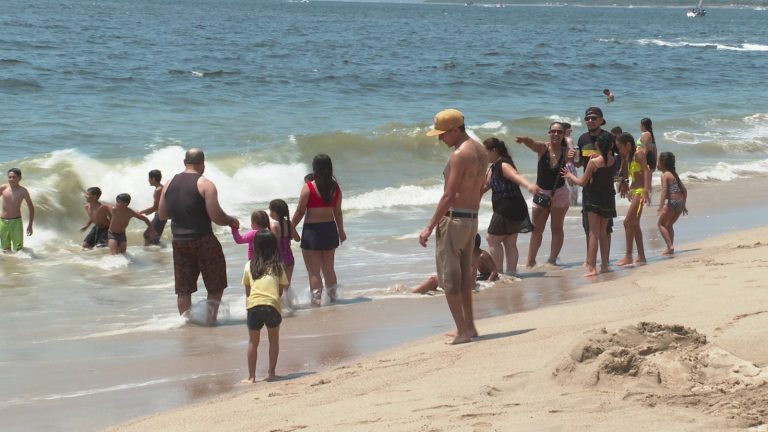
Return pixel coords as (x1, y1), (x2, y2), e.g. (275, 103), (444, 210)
(419, 109), (489, 345)
(109, 193), (153, 255)
(81, 187), (111, 249)
(140, 169), (166, 246)
(0, 168), (34, 252)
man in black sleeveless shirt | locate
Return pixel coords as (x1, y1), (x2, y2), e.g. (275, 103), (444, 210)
(158, 148), (239, 325)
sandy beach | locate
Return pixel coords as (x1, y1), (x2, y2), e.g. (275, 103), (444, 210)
(107, 219), (768, 431)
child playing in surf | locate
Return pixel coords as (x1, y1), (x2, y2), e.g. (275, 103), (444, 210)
(657, 152), (688, 256)
(562, 133), (617, 277)
(81, 187), (112, 249)
(108, 193), (153, 255)
(231, 210), (270, 260)
(615, 133), (651, 266)
(0, 168), (35, 252)
(412, 234), (498, 294)
(241, 230), (288, 384)
(268, 199), (300, 287)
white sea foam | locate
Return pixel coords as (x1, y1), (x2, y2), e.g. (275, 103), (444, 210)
(38, 314), (189, 342)
(27, 146), (308, 218)
(0, 371), (226, 407)
(663, 112), (768, 154)
(66, 253), (132, 271)
(344, 184), (444, 211)
(547, 114), (582, 129)
(636, 38), (768, 52)
(682, 159), (768, 182)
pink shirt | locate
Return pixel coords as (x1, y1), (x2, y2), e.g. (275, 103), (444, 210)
(231, 227), (257, 260)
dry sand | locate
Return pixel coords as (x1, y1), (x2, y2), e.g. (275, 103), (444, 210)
(107, 226), (768, 432)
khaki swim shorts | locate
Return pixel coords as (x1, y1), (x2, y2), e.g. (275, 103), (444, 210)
(435, 215), (478, 295)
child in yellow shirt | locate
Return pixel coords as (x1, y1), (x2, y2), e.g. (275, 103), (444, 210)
(241, 230), (288, 384)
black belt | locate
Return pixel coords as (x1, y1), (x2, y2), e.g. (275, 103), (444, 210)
(445, 210), (478, 219)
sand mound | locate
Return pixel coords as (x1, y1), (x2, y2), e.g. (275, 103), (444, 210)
(554, 322), (768, 426)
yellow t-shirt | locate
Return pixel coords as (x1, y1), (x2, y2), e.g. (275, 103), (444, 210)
(242, 262), (287, 312)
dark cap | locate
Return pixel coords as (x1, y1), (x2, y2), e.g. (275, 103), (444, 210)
(585, 107), (606, 125)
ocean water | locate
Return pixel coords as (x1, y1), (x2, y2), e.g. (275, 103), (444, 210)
(2, 1), (768, 430)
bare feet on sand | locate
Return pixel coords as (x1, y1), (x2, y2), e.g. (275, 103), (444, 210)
(240, 378), (256, 384)
(600, 265), (610, 274)
(526, 260), (536, 268)
(662, 248), (675, 256)
(448, 334), (473, 345)
(265, 374), (279, 382)
(445, 328), (479, 343)
(635, 257), (647, 265)
(616, 257), (633, 266)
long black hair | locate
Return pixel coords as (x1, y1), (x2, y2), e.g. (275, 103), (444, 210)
(249, 230), (284, 280)
(483, 137), (517, 170)
(312, 153), (338, 204)
(659, 152), (684, 192)
(596, 133), (613, 163)
(641, 117), (656, 145)
(269, 198), (291, 238)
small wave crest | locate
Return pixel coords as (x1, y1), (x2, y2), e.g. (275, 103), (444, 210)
(663, 112), (768, 155)
(636, 38), (768, 52)
(0, 371), (227, 408)
(168, 69), (240, 78)
(682, 159), (768, 182)
(8, 146), (308, 230)
(344, 184), (444, 211)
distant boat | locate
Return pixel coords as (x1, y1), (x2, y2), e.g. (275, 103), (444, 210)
(687, 0), (706, 17)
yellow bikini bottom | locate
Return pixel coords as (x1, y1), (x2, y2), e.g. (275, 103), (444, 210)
(630, 188), (646, 215)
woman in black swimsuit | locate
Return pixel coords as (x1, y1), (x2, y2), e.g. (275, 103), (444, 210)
(515, 121), (570, 268)
(481, 138), (538, 276)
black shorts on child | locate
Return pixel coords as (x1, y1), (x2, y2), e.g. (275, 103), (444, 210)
(246, 305), (282, 330)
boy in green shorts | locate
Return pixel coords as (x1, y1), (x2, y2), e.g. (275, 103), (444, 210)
(0, 168), (35, 252)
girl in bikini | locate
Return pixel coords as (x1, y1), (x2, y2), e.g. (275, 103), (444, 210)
(291, 154), (346, 306)
(616, 133), (651, 266)
(657, 152), (688, 256)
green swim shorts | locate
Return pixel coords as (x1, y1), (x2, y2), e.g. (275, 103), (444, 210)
(0, 217), (23, 251)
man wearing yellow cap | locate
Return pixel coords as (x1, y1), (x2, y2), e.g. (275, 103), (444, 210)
(419, 109), (488, 345)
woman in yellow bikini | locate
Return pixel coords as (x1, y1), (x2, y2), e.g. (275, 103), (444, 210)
(616, 133), (650, 266)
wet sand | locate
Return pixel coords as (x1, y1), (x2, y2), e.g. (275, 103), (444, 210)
(106, 184), (768, 431)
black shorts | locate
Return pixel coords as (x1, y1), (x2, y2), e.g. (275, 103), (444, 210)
(247, 305), (282, 330)
(300, 221), (339, 250)
(84, 225), (109, 248)
(143, 215), (167, 245)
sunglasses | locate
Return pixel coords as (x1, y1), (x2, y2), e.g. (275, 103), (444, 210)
(585, 116), (600, 122)
(548, 130), (564, 135)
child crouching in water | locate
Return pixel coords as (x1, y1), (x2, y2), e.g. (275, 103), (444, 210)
(232, 210), (270, 260)
(657, 152), (687, 255)
(242, 230), (288, 384)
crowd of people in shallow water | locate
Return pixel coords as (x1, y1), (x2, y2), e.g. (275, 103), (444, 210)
(1, 103), (689, 379)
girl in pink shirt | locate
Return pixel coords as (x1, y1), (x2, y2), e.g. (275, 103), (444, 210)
(231, 210), (270, 260)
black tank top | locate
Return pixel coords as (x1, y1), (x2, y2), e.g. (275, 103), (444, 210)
(536, 149), (565, 190)
(165, 172), (212, 241)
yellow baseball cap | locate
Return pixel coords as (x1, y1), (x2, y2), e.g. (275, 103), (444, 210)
(426, 109), (464, 136)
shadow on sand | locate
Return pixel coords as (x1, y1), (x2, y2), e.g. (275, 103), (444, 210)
(476, 327), (535, 342)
